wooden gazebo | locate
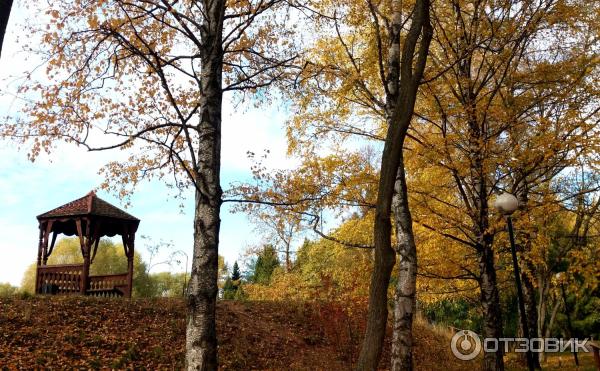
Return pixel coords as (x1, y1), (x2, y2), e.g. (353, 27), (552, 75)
(35, 191), (140, 298)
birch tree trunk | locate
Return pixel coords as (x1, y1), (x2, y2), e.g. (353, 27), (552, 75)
(537, 275), (550, 345)
(540, 299), (561, 363)
(356, 0), (432, 369)
(186, 0), (225, 369)
(391, 156), (418, 371)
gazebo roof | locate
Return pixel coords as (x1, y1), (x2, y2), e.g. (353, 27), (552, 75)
(37, 191), (139, 222)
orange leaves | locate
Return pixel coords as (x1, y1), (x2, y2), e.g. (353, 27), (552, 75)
(0, 296), (186, 368)
(231, 148), (378, 226)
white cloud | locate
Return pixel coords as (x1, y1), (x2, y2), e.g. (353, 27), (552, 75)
(222, 99), (297, 174)
(0, 217), (37, 286)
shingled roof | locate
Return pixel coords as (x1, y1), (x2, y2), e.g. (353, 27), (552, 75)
(37, 191), (139, 221)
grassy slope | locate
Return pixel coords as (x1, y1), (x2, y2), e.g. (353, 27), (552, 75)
(1, 296), (594, 370)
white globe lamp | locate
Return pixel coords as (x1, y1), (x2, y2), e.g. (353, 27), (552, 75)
(494, 193), (519, 215)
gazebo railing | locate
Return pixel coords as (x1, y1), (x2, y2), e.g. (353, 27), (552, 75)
(36, 265), (129, 297)
(36, 264), (83, 294)
(88, 273), (128, 297)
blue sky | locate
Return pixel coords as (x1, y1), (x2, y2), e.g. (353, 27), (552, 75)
(0, 2), (297, 286)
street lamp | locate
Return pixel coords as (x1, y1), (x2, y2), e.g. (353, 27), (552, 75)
(555, 272), (578, 366)
(494, 192), (535, 371)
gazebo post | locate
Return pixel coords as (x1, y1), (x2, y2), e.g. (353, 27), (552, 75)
(127, 247), (134, 298)
(36, 223), (43, 266)
(122, 228), (135, 298)
(76, 219), (90, 295)
(40, 221), (53, 266)
(35, 223), (43, 294)
(81, 247), (90, 295)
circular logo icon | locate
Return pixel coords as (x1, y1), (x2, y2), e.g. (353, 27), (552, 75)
(451, 330), (482, 360)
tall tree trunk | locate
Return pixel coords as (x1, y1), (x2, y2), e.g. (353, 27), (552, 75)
(521, 265), (541, 369)
(466, 106), (504, 370)
(0, 0), (13, 57)
(357, 202), (397, 370)
(391, 155), (418, 371)
(285, 240), (291, 272)
(186, 0), (225, 369)
(471, 128), (503, 370)
(516, 187), (542, 368)
(537, 274), (549, 344)
(356, 1), (431, 369)
(461, 32), (504, 367)
(478, 242), (504, 371)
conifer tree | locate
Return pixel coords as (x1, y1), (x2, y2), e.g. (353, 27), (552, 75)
(231, 261), (241, 282)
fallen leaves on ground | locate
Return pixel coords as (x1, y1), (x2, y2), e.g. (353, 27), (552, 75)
(0, 296), (467, 370)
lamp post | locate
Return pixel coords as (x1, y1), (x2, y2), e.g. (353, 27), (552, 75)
(494, 193), (535, 371)
(556, 272), (579, 366)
